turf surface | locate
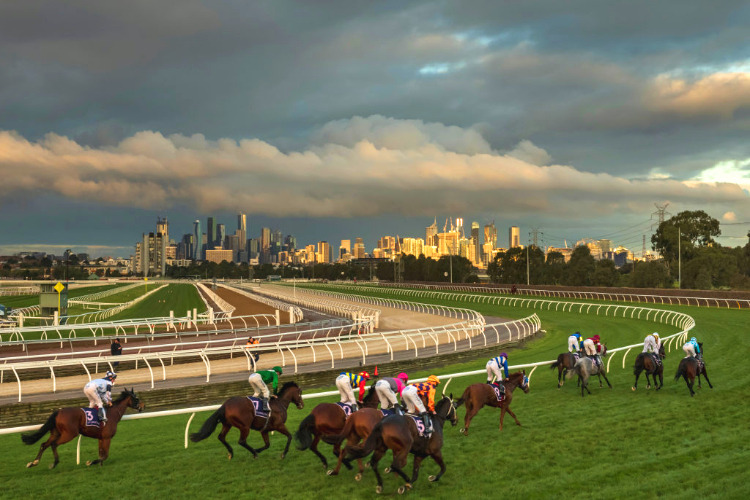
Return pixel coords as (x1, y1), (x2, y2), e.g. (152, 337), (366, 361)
(1, 289), (747, 499)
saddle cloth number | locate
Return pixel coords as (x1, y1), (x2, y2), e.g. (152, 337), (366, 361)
(336, 402), (353, 417)
(82, 408), (100, 427)
(248, 397), (269, 418)
(491, 384), (505, 402)
(411, 415), (426, 436)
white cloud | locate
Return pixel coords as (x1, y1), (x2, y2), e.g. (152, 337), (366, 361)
(722, 211), (737, 222)
(1, 117), (748, 221)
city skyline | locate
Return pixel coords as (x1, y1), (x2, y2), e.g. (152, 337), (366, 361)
(0, 2), (748, 257)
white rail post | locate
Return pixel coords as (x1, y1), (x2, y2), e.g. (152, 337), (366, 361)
(275, 310), (280, 326)
(53, 311), (59, 326)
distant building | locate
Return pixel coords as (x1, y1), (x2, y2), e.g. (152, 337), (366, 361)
(193, 220), (201, 260)
(509, 226), (520, 249)
(425, 218), (438, 247)
(140, 232), (167, 276)
(205, 249), (234, 264)
(207, 216), (217, 250)
(353, 237), (366, 259)
(317, 241), (331, 263)
(340, 239), (351, 261)
(471, 222), (480, 266)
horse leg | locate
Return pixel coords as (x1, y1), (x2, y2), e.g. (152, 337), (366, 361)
(370, 449), (385, 493)
(309, 435), (329, 468)
(410, 455), (424, 484)
(27, 432), (57, 468)
(461, 402), (480, 436)
(684, 374), (695, 396)
(644, 371), (651, 390)
(389, 448), (412, 493)
(428, 450), (447, 482)
(702, 368), (714, 389)
(217, 423), (235, 460)
(276, 424), (293, 459)
(499, 407), (506, 431)
(238, 426), (259, 457)
(633, 367), (641, 390)
(602, 371), (612, 388)
(656, 368), (663, 390)
(558, 367), (565, 388)
(505, 405), (522, 427)
(329, 435), (356, 476)
(87, 439), (110, 467)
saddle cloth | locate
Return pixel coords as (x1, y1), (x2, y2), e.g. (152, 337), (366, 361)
(81, 408), (101, 427)
(491, 383), (506, 402)
(651, 353), (662, 367)
(409, 415), (427, 436)
(247, 396), (269, 419)
(336, 402), (354, 418)
(380, 408), (396, 417)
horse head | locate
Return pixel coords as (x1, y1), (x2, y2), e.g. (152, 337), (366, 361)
(279, 381), (304, 410)
(122, 388), (144, 412)
(520, 370), (530, 393)
(437, 395), (458, 427)
(659, 343), (666, 359)
(600, 345), (608, 357)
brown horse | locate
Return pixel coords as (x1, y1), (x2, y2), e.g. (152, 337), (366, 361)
(633, 344), (666, 391)
(550, 352), (581, 387)
(454, 371), (529, 436)
(22, 388), (144, 468)
(190, 381), (304, 459)
(294, 384), (379, 469)
(675, 347), (713, 396)
(326, 407), (385, 479)
(346, 396), (457, 494)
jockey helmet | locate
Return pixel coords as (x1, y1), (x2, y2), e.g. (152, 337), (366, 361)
(500, 352), (508, 359)
(690, 337), (697, 343)
(359, 371), (371, 379)
(272, 366), (283, 374)
(427, 375), (440, 385)
(593, 335), (600, 342)
(105, 371), (117, 380)
(652, 332), (659, 339)
(574, 331), (580, 337)
(397, 372), (409, 382)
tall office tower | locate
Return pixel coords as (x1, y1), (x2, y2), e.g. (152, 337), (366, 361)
(284, 235), (296, 252)
(225, 234), (241, 262)
(426, 217), (438, 247)
(207, 217), (217, 250)
(599, 239), (612, 254)
(471, 222), (480, 265)
(237, 212), (247, 251)
(354, 237), (365, 259)
(317, 241), (331, 263)
(141, 232), (167, 276)
(247, 238), (260, 259)
(509, 226), (521, 248)
(484, 222), (497, 247)
(340, 239), (351, 260)
(193, 220), (201, 260)
(261, 227), (271, 263)
(156, 216), (169, 242)
(216, 224), (226, 249)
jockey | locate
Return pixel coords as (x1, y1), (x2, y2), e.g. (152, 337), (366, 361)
(374, 372), (408, 412)
(402, 375), (440, 436)
(335, 370), (371, 411)
(643, 332), (661, 359)
(683, 337), (702, 359)
(583, 335), (603, 367)
(83, 371), (116, 422)
(567, 332), (583, 353)
(248, 366), (282, 412)
(486, 354), (509, 395)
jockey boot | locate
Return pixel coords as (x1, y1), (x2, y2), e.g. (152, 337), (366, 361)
(351, 403), (359, 412)
(498, 383), (505, 395)
(420, 412), (433, 435)
(486, 380), (492, 385)
(98, 407), (107, 422)
(261, 398), (271, 412)
(394, 404), (404, 416)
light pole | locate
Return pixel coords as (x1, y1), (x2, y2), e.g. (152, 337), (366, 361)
(526, 245), (530, 286)
(677, 225), (681, 289)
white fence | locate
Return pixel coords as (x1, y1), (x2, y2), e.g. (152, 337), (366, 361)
(0, 286), (39, 296)
(68, 283), (143, 304)
(227, 284), (304, 323)
(195, 283), (235, 317)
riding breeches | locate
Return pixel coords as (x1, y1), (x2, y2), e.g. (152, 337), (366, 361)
(374, 379), (398, 408)
(248, 373), (270, 399)
(83, 385), (103, 408)
(643, 336), (659, 354)
(485, 359), (504, 382)
(583, 339), (597, 356)
(568, 336), (580, 353)
(683, 343), (696, 358)
(335, 374), (357, 404)
(401, 386), (426, 414)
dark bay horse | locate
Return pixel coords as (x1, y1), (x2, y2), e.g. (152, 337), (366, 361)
(568, 347), (611, 397)
(347, 396), (458, 494)
(454, 371), (529, 436)
(551, 352), (580, 387)
(326, 407), (384, 479)
(675, 346), (713, 396)
(633, 344), (666, 391)
(294, 384), (379, 469)
(190, 381), (304, 459)
(22, 388), (144, 468)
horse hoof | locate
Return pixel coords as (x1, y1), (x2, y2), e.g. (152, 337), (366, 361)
(86, 460), (93, 467)
(398, 486), (406, 495)
(376, 485), (383, 494)
(460, 428), (467, 436)
(227, 453), (233, 460)
(365, 462), (371, 469)
(647, 385), (651, 390)
(327, 469), (335, 476)
(355, 473), (362, 482)
(26, 461), (37, 468)
(631, 387), (636, 391)
(429, 475), (438, 482)
(48, 463), (57, 470)
(384, 467), (391, 474)
(280, 452), (286, 459)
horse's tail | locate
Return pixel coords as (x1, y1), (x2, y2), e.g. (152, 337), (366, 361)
(633, 353), (643, 375)
(346, 420), (383, 459)
(327, 413), (356, 444)
(454, 386), (471, 408)
(294, 413), (316, 451)
(190, 405), (226, 442)
(550, 359), (559, 369)
(21, 410), (59, 445)
(674, 360), (686, 382)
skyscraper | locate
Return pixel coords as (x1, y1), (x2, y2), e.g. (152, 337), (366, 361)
(261, 227), (271, 263)
(484, 222), (497, 248)
(207, 217), (216, 250)
(354, 237), (365, 259)
(425, 217), (437, 247)
(217, 224), (226, 248)
(317, 241), (331, 263)
(471, 221), (480, 265)
(192, 219), (201, 260)
(340, 239), (351, 260)
(237, 212), (247, 251)
(156, 216), (169, 242)
(509, 226), (521, 248)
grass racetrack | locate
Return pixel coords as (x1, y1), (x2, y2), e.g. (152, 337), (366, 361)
(0, 290), (748, 499)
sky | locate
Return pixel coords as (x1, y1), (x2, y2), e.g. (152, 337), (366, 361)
(1, 0), (748, 258)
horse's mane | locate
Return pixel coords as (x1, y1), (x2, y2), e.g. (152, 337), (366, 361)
(114, 388), (135, 403)
(279, 381), (299, 394)
(364, 383), (378, 401)
(505, 371), (525, 385)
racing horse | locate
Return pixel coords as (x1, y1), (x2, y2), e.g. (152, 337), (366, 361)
(550, 352), (581, 388)
(675, 344), (713, 396)
(346, 394), (458, 495)
(294, 384), (379, 469)
(326, 407), (385, 479)
(454, 371), (529, 436)
(568, 346), (611, 397)
(190, 381), (304, 459)
(632, 343), (666, 391)
(22, 388), (144, 468)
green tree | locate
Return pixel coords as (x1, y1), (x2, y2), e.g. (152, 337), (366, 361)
(565, 246), (595, 286)
(593, 259), (619, 286)
(631, 261), (670, 288)
(652, 210), (721, 272)
(544, 251), (566, 285)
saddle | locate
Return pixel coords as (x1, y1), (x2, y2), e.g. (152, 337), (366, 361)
(408, 415), (427, 437)
(247, 396), (270, 419)
(490, 383), (506, 402)
(651, 353), (662, 367)
(335, 402), (355, 418)
(81, 408), (101, 427)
